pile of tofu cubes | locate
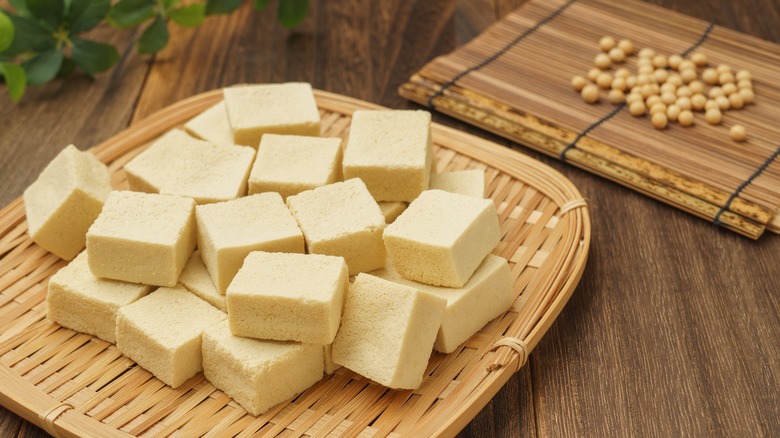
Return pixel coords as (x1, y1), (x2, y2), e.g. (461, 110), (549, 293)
(25, 83), (515, 416)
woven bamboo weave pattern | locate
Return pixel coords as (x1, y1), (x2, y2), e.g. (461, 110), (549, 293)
(0, 90), (589, 437)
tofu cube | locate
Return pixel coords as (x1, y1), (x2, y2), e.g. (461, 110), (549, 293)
(378, 202), (407, 224)
(323, 344), (340, 375)
(286, 179), (386, 275)
(125, 129), (255, 204)
(116, 286), (226, 388)
(248, 134), (343, 200)
(223, 83), (321, 148)
(47, 251), (153, 343)
(343, 110), (433, 202)
(227, 252), (348, 344)
(196, 193), (304, 294)
(184, 101), (234, 145)
(383, 190), (500, 288)
(24, 145), (111, 260)
(87, 191), (196, 287)
(429, 169), (486, 198)
(179, 251), (226, 312)
(373, 255), (513, 353)
(332, 273), (446, 389)
(202, 321), (324, 416)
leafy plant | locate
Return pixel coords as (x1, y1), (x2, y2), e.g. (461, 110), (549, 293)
(0, 0), (309, 102)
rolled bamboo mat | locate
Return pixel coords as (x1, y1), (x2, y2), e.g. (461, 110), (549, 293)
(399, 0), (780, 239)
(0, 90), (590, 437)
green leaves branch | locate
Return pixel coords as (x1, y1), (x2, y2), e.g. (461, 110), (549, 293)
(0, 0), (308, 102)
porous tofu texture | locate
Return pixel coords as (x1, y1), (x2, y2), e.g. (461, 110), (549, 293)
(383, 190), (500, 288)
(203, 321), (324, 416)
(196, 193), (304, 294)
(223, 83), (321, 148)
(179, 251), (226, 312)
(116, 286), (226, 388)
(87, 191), (196, 287)
(184, 101), (234, 145)
(248, 134), (343, 199)
(286, 179), (386, 275)
(227, 252), (348, 344)
(378, 202), (407, 224)
(24, 145), (111, 260)
(124, 129), (255, 204)
(47, 252), (153, 343)
(372, 255), (513, 353)
(332, 273), (446, 389)
(429, 169), (486, 198)
(343, 110), (433, 202)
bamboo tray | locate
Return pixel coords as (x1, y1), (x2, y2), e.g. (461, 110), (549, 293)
(0, 90), (590, 437)
(400, 0), (780, 239)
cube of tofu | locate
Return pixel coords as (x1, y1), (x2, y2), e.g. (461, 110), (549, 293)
(179, 251), (226, 312)
(202, 321), (324, 415)
(227, 251), (348, 345)
(429, 169), (485, 198)
(383, 190), (500, 288)
(332, 273), (446, 389)
(116, 286), (226, 388)
(184, 101), (234, 145)
(124, 129), (255, 204)
(343, 110), (433, 202)
(223, 83), (321, 148)
(86, 191), (196, 287)
(47, 251), (153, 343)
(286, 179), (386, 275)
(372, 255), (513, 353)
(196, 193), (304, 294)
(248, 134), (343, 200)
(24, 145), (111, 260)
(378, 202), (407, 224)
(323, 344), (340, 375)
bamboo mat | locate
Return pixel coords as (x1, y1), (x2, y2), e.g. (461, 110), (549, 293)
(0, 90), (589, 437)
(400, 0), (780, 239)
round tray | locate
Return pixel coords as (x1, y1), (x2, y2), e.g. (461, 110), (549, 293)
(0, 90), (590, 437)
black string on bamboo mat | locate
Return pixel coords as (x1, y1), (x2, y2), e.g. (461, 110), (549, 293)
(426, 0), (576, 109)
(560, 21), (716, 162)
(713, 147), (780, 226)
(680, 21), (715, 57)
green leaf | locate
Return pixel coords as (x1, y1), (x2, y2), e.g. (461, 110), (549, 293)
(22, 47), (62, 84)
(277, 0), (307, 27)
(137, 15), (168, 54)
(8, 0), (31, 17)
(0, 62), (26, 101)
(205, 0), (242, 15)
(161, 0), (179, 9)
(67, 0), (111, 33)
(57, 56), (74, 76)
(254, 0), (269, 9)
(71, 38), (119, 73)
(0, 11), (14, 53)
(3, 15), (56, 56)
(108, 0), (156, 28)
(169, 4), (205, 27)
(25, 0), (65, 31)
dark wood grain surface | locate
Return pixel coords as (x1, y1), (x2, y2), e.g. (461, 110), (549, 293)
(1, 0), (778, 436)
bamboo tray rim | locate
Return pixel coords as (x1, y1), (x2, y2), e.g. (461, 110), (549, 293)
(0, 89), (591, 437)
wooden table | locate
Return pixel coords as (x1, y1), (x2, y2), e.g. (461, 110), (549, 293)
(1, 1), (778, 436)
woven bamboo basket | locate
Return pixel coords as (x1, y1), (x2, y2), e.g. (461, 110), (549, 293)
(0, 90), (590, 437)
